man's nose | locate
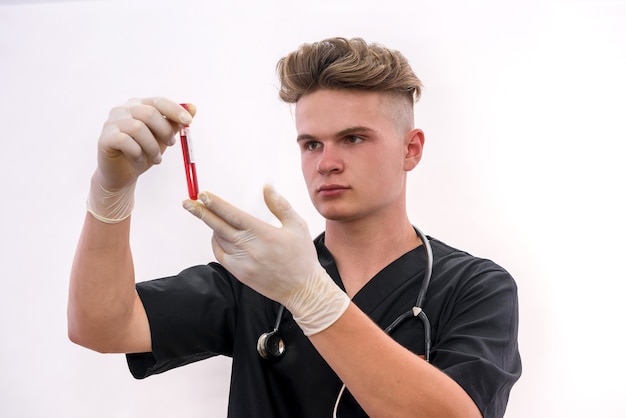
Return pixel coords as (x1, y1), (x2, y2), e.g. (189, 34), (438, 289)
(317, 145), (343, 174)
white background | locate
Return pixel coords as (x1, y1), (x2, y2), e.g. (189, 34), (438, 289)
(1, 0), (625, 417)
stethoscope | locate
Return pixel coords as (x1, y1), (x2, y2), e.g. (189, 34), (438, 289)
(256, 227), (434, 415)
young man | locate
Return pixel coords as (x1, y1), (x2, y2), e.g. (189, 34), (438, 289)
(68, 37), (521, 417)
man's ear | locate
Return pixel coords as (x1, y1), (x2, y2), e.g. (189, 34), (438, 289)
(404, 128), (425, 171)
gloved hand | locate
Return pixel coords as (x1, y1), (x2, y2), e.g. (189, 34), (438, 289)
(183, 185), (351, 336)
(86, 98), (195, 223)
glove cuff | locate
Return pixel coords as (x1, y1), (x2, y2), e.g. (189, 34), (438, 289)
(286, 265), (351, 336)
(86, 178), (136, 224)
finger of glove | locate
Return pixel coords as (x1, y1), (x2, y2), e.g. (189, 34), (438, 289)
(210, 233), (270, 296)
(180, 102), (197, 118)
(184, 193), (273, 242)
(126, 97), (194, 125)
(101, 116), (165, 166)
(184, 197), (264, 276)
(105, 99), (191, 165)
(211, 230), (255, 262)
(210, 233), (227, 264)
(123, 102), (179, 147)
(200, 192), (274, 237)
(262, 185), (308, 233)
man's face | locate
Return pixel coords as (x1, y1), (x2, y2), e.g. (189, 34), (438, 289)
(295, 89), (418, 223)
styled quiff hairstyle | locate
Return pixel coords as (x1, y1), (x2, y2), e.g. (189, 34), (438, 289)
(277, 37), (422, 106)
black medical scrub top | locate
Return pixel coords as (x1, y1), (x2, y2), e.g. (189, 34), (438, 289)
(127, 234), (521, 418)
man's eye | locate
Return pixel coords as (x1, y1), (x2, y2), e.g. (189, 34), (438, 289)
(305, 141), (321, 151)
(346, 135), (363, 144)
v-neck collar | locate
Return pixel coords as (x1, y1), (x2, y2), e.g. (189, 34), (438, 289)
(314, 231), (429, 315)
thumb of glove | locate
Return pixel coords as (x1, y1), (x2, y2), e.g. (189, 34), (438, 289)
(263, 184), (309, 235)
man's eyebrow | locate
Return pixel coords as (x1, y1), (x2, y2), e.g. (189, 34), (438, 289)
(296, 133), (317, 143)
(296, 126), (375, 142)
(337, 126), (375, 137)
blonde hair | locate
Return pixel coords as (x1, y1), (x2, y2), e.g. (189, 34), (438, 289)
(276, 37), (422, 107)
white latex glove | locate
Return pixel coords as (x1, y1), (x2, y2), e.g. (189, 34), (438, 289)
(183, 185), (350, 336)
(87, 98), (195, 223)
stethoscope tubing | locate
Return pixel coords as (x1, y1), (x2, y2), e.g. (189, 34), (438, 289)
(257, 227), (434, 417)
(383, 226), (433, 362)
(260, 226), (433, 362)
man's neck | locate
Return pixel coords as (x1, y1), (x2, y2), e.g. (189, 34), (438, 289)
(324, 215), (421, 297)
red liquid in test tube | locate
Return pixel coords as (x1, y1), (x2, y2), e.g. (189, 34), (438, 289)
(179, 103), (199, 200)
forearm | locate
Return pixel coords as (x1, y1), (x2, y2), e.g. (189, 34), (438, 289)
(67, 98), (193, 353)
(308, 303), (482, 418)
(67, 213), (145, 353)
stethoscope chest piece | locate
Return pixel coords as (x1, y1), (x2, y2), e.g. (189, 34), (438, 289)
(257, 330), (286, 360)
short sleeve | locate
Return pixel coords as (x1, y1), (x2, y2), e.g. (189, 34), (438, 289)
(430, 256), (522, 418)
(126, 262), (239, 379)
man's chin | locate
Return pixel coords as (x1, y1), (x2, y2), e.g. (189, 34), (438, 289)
(318, 208), (360, 223)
